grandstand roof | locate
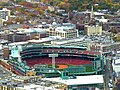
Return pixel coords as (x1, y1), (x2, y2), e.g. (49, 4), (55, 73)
(8, 42), (28, 46)
(81, 51), (100, 55)
(43, 75), (104, 85)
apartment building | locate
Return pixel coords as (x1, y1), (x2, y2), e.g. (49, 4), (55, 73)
(47, 23), (79, 39)
(84, 25), (102, 36)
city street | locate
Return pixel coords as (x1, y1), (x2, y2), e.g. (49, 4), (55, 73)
(104, 58), (113, 90)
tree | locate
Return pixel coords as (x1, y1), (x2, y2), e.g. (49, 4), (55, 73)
(3, 21), (13, 25)
(58, 2), (66, 8)
(15, 17), (24, 23)
(34, 8), (44, 15)
(113, 34), (120, 41)
(63, 0), (68, 3)
(42, 0), (49, 4)
(16, 7), (25, 13)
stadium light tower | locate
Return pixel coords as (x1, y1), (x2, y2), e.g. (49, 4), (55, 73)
(49, 54), (58, 68)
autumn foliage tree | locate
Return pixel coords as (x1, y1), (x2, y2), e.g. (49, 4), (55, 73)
(34, 8), (44, 15)
(42, 0), (49, 4)
(58, 2), (70, 11)
(15, 17), (24, 23)
(113, 34), (120, 42)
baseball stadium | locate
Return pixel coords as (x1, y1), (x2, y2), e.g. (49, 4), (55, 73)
(8, 44), (104, 78)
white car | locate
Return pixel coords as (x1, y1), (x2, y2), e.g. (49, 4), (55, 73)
(109, 79), (113, 84)
(3, 71), (6, 74)
(108, 82), (113, 88)
(95, 87), (100, 90)
(109, 88), (113, 90)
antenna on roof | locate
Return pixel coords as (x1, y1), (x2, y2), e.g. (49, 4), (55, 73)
(90, 5), (94, 19)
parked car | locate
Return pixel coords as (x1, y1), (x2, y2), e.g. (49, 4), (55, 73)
(108, 82), (113, 88)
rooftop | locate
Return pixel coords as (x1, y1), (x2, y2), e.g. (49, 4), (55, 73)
(51, 36), (85, 45)
(43, 75), (104, 85)
(28, 36), (61, 43)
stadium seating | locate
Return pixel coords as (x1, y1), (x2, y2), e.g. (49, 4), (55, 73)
(25, 57), (92, 67)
